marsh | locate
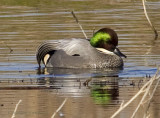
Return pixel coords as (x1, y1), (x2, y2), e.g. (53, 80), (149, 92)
(0, 0), (160, 118)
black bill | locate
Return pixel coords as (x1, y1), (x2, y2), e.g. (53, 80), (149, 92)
(114, 48), (127, 58)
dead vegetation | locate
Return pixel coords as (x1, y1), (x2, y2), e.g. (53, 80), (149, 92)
(111, 67), (160, 118)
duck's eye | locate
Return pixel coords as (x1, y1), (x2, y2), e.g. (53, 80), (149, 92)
(72, 54), (80, 56)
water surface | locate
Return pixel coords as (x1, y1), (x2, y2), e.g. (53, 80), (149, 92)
(0, 0), (160, 118)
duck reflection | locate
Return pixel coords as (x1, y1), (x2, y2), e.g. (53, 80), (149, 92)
(37, 67), (121, 105)
(37, 67), (123, 77)
(91, 78), (118, 105)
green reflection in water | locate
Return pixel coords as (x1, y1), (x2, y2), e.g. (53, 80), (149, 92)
(91, 86), (111, 105)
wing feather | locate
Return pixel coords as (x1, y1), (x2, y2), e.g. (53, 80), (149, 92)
(36, 38), (91, 66)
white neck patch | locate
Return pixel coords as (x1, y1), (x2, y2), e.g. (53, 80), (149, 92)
(96, 48), (114, 55)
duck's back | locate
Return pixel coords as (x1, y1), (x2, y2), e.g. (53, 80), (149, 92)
(36, 38), (123, 68)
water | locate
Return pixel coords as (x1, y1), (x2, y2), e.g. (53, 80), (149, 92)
(0, 0), (160, 118)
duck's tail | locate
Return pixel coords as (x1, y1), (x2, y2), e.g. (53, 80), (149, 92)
(36, 41), (56, 67)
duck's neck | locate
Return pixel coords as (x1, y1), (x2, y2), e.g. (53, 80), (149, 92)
(96, 48), (114, 55)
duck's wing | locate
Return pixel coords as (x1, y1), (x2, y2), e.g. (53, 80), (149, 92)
(36, 38), (91, 66)
(59, 38), (92, 56)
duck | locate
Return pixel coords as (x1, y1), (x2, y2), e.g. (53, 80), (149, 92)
(36, 28), (126, 68)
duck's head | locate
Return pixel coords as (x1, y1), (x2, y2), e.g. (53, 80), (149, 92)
(90, 28), (126, 58)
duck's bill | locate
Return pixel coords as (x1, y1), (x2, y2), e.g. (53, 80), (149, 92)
(114, 48), (127, 58)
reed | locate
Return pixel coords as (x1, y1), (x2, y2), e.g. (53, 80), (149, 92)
(71, 11), (88, 39)
(51, 98), (68, 118)
(11, 100), (22, 118)
(143, 69), (160, 117)
(142, 0), (158, 39)
(131, 68), (159, 118)
(110, 67), (160, 118)
(1, 41), (13, 53)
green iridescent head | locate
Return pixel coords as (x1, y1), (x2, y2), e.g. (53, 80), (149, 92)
(90, 32), (111, 47)
(90, 28), (118, 52)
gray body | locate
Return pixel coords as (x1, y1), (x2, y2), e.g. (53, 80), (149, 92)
(36, 38), (123, 68)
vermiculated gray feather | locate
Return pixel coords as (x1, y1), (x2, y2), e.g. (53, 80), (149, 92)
(36, 38), (124, 68)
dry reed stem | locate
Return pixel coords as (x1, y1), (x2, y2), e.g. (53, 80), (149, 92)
(142, 0), (158, 39)
(143, 75), (160, 118)
(92, 27), (95, 35)
(11, 100), (22, 118)
(146, 114), (151, 118)
(51, 98), (68, 118)
(110, 68), (160, 118)
(1, 41), (13, 53)
(131, 76), (154, 118)
(120, 100), (124, 108)
(131, 68), (159, 118)
(71, 11), (88, 39)
(111, 81), (147, 118)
